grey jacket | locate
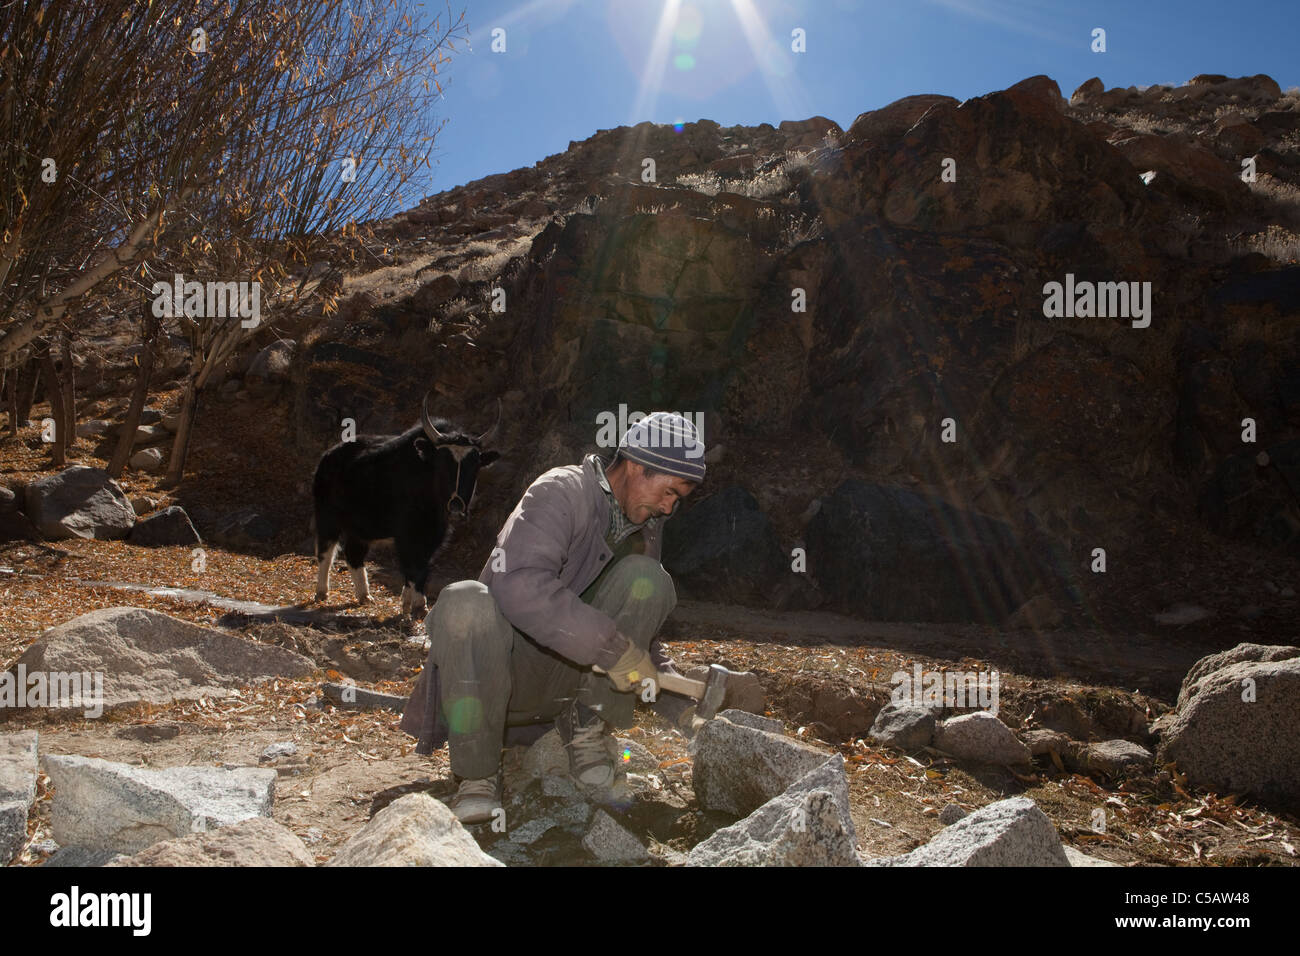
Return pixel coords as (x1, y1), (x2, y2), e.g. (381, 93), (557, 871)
(400, 453), (670, 752)
(476, 453), (665, 671)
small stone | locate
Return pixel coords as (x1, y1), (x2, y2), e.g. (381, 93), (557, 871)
(869, 702), (936, 749)
(320, 682), (406, 712)
(1022, 728), (1070, 757)
(261, 741), (298, 761)
(612, 737), (657, 773)
(939, 804), (967, 825)
(582, 810), (650, 863)
(1085, 739), (1153, 776)
(129, 447), (164, 473)
(521, 729), (569, 778)
(933, 712), (1031, 766)
(1063, 845), (1121, 867)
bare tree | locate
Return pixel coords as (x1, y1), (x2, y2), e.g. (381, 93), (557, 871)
(1, 0), (467, 480)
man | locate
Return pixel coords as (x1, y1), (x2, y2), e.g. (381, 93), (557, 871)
(399, 411), (705, 823)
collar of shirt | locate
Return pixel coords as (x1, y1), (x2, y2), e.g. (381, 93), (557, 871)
(593, 454), (642, 546)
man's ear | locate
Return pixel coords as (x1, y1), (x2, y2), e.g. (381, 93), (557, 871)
(414, 437), (437, 461)
(479, 449), (500, 468)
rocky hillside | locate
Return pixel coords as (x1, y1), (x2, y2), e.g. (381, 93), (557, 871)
(6, 72), (1300, 638)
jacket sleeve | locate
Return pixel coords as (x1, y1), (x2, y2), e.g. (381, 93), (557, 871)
(488, 477), (627, 670)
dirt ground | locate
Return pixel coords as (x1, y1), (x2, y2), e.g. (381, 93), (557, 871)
(2, 537), (1297, 866)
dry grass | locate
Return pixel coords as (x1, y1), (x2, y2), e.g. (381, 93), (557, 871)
(1247, 174), (1300, 223)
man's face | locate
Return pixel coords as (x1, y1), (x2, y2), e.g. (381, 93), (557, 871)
(625, 462), (696, 523)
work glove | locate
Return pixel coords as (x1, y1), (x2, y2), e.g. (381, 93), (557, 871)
(599, 635), (657, 693)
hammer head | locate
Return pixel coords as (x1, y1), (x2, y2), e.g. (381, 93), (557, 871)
(697, 663), (740, 720)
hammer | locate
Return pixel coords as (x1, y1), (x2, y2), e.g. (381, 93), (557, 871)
(650, 664), (742, 721)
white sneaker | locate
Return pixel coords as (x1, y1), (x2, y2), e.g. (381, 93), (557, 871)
(556, 701), (615, 788)
(449, 776), (498, 825)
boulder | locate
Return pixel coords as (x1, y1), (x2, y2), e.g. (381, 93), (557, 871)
(933, 712), (1031, 765)
(1109, 133), (1249, 209)
(1084, 739), (1154, 775)
(1022, 728), (1071, 757)
(128, 447), (164, 473)
(690, 714), (833, 816)
(1157, 645), (1300, 809)
(107, 817), (313, 866)
(844, 94), (958, 147)
(121, 423), (170, 446)
(129, 506), (201, 547)
(713, 709), (782, 735)
(326, 793), (502, 866)
(866, 82), (1147, 232)
(0, 508), (38, 543)
(868, 702), (936, 749)
(9, 607), (314, 710)
(688, 755), (860, 866)
(41, 847), (125, 867)
(207, 507), (278, 549)
(23, 466), (135, 540)
(778, 115), (843, 149)
(1069, 77), (1105, 106)
(75, 420), (112, 439)
(663, 486), (788, 605)
(871, 796), (1068, 866)
(1006, 75), (1066, 113)
(1175, 642), (1300, 708)
(41, 755), (277, 854)
(0, 730), (39, 864)
(246, 340), (296, 397)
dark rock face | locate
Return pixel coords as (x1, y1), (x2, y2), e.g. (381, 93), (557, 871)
(806, 481), (1046, 623)
(662, 486), (788, 604)
(262, 72), (1300, 617)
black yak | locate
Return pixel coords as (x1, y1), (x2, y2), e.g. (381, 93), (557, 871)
(312, 395), (501, 614)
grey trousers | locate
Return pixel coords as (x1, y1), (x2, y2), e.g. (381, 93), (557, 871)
(425, 554), (677, 780)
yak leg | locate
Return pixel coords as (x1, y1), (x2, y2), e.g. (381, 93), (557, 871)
(397, 540), (433, 618)
(342, 535), (371, 604)
(315, 541), (338, 601)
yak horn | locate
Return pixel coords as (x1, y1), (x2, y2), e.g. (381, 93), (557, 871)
(420, 392), (445, 443)
(476, 398), (503, 445)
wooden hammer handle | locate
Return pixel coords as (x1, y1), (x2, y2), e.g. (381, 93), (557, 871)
(653, 670), (707, 700)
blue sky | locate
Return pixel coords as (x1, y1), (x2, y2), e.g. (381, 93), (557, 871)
(418, 0), (1300, 196)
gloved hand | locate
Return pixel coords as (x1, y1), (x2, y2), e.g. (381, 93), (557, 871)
(600, 635), (657, 693)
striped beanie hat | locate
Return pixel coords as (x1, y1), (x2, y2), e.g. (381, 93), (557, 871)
(618, 412), (706, 483)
